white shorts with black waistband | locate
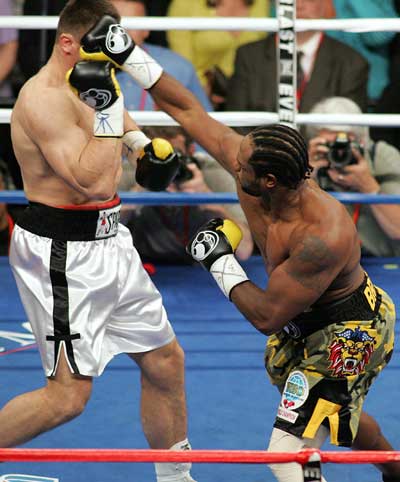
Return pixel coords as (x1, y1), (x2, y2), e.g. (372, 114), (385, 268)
(9, 223), (175, 377)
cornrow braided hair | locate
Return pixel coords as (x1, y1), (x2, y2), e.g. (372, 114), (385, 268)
(248, 124), (313, 189)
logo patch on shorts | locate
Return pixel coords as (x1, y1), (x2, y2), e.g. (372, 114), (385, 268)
(328, 325), (376, 377)
(277, 371), (309, 424)
(95, 205), (120, 239)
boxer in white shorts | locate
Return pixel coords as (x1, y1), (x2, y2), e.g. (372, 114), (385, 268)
(4, 2), (197, 482)
(10, 197), (175, 377)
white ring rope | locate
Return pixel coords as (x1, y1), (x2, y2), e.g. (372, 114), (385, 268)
(1, 16), (400, 33)
(2, 111), (400, 127)
(1, 13), (400, 128)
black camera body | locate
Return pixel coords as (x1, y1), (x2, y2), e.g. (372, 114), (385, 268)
(173, 152), (200, 185)
(326, 132), (364, 170)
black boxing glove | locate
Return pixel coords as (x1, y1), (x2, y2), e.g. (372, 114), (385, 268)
(67, 60), (124, 137)
(80, 15), (163, 89)
(134, 137), (180, 191)
(186, 218), (249, 299)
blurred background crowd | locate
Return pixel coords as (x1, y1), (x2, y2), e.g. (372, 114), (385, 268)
(1, 0), (400, 262)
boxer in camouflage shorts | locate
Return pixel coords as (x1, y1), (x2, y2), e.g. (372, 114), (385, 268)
(266, 273), (395, 447)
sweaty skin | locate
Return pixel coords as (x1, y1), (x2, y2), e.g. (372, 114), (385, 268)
(11, 59), (137, 207)
(146, 70), (400, 482)
(149, 73), (364, 336)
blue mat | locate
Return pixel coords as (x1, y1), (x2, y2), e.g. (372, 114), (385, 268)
(0, 256), (399, 482)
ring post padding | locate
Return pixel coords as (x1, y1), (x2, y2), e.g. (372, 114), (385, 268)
(303, 451), (322, 482)
(277, 0), (297, 127)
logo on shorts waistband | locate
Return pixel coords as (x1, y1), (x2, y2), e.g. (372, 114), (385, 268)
(95, 205), (120, 239)
(283, 321), (302, 339)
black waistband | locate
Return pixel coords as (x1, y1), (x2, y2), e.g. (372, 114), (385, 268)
(283, 274), (381, 339)
(16, 197), (121, 241)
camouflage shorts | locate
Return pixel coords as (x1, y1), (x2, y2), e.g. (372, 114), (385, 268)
(265, 285), (395, 447)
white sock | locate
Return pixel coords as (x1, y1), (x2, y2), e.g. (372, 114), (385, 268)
(155, 439), (196, 482)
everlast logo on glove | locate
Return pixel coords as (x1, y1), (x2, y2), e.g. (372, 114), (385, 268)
(95, 205), (121, 239)
(190, 231), (220, 261)
(186, 218), (249, 299)
(106, 24), (132, 54)
(80, 88), (112, 109)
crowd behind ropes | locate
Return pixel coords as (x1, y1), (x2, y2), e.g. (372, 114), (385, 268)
(1, 0), (400, 261)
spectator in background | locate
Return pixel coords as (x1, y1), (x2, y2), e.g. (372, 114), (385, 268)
(326, 0), (398, 107)
(0, 0), (20, 189)
(111, 0), (212, 112)
(119, 126), (254, 264)
(167, 0), (269, 109)
(370, 0), (400, 151)
(226, 0), (369, 119)
(145, 0), (172, 47)
(306, 97), (400, 258)
(0, 0), (17, 100)
(17, 0), (67, 81)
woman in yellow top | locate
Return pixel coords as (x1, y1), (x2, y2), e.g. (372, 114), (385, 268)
(167, 0), (270, 89)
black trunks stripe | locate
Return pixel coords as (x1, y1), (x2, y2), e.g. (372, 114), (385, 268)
(47, 240), (81, 375)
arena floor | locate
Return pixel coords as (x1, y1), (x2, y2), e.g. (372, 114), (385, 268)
(0, 255), (399, 482)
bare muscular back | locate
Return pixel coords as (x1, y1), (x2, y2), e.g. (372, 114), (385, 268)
(11, 64), (123, 206)
(236, 179), (365, 305)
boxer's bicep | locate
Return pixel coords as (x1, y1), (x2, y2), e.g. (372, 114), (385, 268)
(26, 90), (99, 190)
(264, 234), (340, 330)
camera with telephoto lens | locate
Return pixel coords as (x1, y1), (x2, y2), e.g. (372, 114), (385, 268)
(173, 151), (200, 185)
(326, 132), (364, 170)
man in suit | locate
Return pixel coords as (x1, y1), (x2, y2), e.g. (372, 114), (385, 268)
(226, 0), (369, 116)
(111, 0), (212, 112)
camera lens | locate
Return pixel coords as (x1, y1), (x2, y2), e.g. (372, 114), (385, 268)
(327, 133), (356, 168)
(173, 153), (195, 184)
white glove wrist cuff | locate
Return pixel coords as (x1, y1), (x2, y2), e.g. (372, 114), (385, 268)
(123, 130), (150, 151)
(93, 95), (124, 138)
(123, 45), (163, 89)
(210, 254), (249, 299)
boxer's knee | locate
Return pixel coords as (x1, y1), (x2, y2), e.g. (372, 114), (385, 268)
(353, 411), (382, 450)
(133, 338), (185, 391)
(44, 378), (92, 425)
(44, 352), (92, 425)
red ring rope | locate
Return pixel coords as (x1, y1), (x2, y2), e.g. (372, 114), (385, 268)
(0, 449), (399, 464)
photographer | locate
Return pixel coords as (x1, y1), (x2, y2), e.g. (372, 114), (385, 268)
(306, 96), (400, 257)
(119, 126), (254, 264)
